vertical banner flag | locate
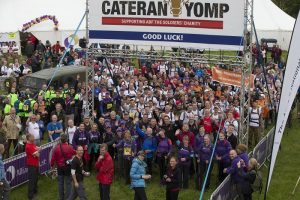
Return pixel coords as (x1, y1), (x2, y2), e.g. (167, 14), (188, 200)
(89, 0), (244, 50)
(267, 11), (300, 190)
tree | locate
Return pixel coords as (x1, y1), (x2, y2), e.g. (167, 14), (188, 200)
(272, 0), (300, 18)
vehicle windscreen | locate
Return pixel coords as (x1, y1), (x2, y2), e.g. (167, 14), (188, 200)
(23, 76), (47, 90)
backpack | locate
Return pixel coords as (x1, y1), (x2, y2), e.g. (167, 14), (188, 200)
(251, 170), (263, 193)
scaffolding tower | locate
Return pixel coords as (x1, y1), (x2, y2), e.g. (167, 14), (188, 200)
(239, 0), (253, 146)
(84, 0), (253, 145)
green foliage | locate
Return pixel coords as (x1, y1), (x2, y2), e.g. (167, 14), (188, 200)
(273, 0), (300, 18)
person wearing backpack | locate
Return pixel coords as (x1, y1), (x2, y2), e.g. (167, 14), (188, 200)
(51, 134), (76, 200)
(237, 158), (261, 200)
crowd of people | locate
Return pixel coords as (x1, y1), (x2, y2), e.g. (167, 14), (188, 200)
(0, 41), (20, 59)
(0, 35), (285, 200)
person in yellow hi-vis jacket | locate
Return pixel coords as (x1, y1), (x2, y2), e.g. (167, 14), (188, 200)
(4, 97), (12, 116)
(8, 87), (18, 106)
(45, 85), (56, 106)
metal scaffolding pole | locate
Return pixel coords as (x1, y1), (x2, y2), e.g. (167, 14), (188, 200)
(85, 0), (95, 121)
(239, 0), (253, 145)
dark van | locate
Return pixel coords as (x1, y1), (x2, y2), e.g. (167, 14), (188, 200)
(19, 65), (88, 94)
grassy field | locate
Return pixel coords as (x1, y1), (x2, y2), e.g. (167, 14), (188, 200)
(9, 165), (212, 200)
(9, 114), (300, 200)
(258, 116), (300, 200)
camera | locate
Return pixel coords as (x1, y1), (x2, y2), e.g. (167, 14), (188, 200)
(66, 159), (73, 165)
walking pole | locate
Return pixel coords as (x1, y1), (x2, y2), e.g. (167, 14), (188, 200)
(292, 175), (300, 195)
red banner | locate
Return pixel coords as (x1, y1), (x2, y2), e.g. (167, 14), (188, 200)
(212, 67), (255, 88)
(102, 17), (223, 29)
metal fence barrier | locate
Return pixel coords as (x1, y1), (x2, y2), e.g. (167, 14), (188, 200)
(210, 127), (275, 200)
(2, 128), (275, 192)
(4, 140), (60, 189)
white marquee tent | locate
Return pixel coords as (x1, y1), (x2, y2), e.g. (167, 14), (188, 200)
(0, 0), (295, 50)
(0, 0), (86, 47)
(253, 0), (295, 50)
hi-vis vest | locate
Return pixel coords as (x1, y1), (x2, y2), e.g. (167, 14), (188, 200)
(8, 93), (18, 106)
(14, 100), (24, 117)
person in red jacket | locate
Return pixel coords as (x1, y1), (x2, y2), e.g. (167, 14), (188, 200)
(51, 134), (76, 200)
(175, 123), (195, 147)
(199, 109), (216, 141)
(25, 133), (40, 200)
(95, 143), (114, 200)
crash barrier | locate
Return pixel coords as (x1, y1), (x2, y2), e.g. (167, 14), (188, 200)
(4, 140), (60, 189)
(210, 127), (275, 200)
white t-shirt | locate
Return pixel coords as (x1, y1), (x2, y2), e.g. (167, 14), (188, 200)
(249, 107), (261, 127)
(23, 67), (31, 75)
(1, 66), (8, 75)
(28, 122), (40, 140)
(1, 45), (8, 53)
(66, 126), (77, 144)
(158, 64), (168, 74)
(6, 68), (13, 77)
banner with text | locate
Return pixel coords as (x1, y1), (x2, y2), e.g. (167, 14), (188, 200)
(267, 12), (300, 191)
(4, 140), (59, 188)
(89, 0), (244, 50)
(212, 67), (255, 88)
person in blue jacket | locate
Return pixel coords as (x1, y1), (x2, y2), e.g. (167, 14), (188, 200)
(135, 121), (157, 175)
(215, 131), (232, 183)
(130, 151), (151, 200)
(196, 135), (213, 190)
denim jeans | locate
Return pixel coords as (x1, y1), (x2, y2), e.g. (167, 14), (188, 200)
(67, 181), (87, 200)
(58, 175), (72, 200)
(0, 179), (10, 200)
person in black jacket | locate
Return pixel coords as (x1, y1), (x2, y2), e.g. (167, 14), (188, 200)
(164, 156), (181, 200)
(237, 158), (259, 200)
(226, 124), (238, 149)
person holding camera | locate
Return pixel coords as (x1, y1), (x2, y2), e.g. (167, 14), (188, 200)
(164, 156), (180, 200)
(51, 134), (76, 200)
(130, 151), (151, 200)
(237, 158), (259, 200)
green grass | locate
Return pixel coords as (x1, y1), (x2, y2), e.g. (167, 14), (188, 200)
(9, 116), (300, 200)
(252, 112), (300, 200)
(9, 167), (212, 200)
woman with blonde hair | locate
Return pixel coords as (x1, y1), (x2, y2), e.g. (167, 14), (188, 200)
(237, 158), (260, 200)
(236, 144), (249, 170)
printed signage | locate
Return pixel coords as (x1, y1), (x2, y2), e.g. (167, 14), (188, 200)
(89, 0), (244, 50)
